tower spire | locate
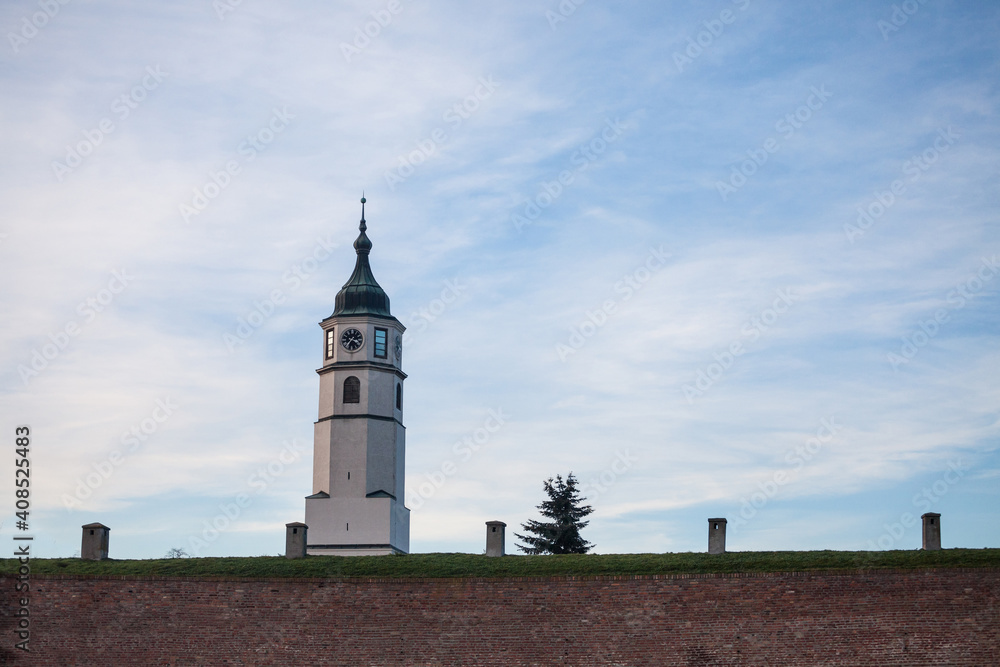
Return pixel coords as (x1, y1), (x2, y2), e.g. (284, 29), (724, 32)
(353, 194), (372, 255)
(331, 195), (391, 318)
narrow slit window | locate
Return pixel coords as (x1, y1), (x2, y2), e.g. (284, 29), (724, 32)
(343, 376), (360, 403)
(374, 328), (388, 358)
(396, 383), (402, 410)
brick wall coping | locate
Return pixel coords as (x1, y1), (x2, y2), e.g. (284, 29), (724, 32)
(9, 566), (1000, 585)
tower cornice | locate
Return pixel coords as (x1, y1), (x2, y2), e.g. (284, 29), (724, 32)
(315, 413), (405, 427)
(316, 361), (407, 380)
(318, 313), (403, 328)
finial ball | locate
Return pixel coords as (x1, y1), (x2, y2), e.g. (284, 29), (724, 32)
(360, 197), (366, 204)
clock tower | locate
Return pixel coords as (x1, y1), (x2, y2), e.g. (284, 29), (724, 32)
(305, 198), (409, 556)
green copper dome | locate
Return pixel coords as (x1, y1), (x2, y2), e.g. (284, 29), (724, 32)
(330, 198), (393, 318)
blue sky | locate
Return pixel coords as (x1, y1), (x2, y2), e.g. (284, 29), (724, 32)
(1, 0), (997, 559)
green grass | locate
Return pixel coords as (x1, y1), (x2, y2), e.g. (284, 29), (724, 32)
(4, 549), (999, 579)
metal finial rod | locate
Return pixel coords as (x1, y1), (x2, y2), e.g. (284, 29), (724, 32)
(360, 193), (367, 231)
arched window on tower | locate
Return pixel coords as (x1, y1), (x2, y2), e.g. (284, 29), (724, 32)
(343, 376), (360, 404)
(396, 383), (402, 410)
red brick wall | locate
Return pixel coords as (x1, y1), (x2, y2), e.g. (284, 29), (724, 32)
(2, 568), (998, 665)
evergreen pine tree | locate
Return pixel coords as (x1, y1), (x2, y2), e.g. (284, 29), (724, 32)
(515, 472), (594, 554)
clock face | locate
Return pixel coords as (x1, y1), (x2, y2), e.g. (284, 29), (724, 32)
(340, 328), (364, 351)
(394, 334), (402, 362)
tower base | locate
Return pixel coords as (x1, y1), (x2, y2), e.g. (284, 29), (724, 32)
(304, 495), (410, 557)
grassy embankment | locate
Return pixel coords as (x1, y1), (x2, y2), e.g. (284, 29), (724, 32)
(3, 548), (999, 579)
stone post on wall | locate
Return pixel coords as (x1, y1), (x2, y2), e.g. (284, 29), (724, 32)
(708, 518), (727, 554)
(81, 523), (110, 560)
(486, 521), (506, 557)
(286, 522), (308, 559)
(921, 513), (941, 550)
